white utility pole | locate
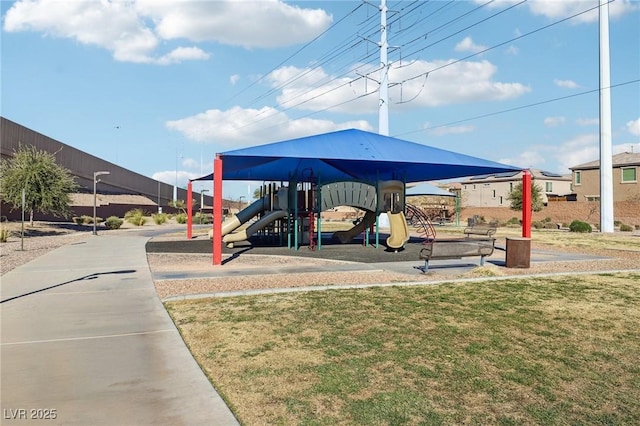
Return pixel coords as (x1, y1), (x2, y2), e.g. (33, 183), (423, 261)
(599, 0), (614, 233)
(378, 0), (389, 136)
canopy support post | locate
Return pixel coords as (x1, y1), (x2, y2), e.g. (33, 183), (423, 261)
(522, 170), (532, 238)
(213, 155), (223, 265)
(187, 181), (193, 239)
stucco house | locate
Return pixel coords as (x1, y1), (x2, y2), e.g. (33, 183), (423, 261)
(460, 169), (572, 208)
(570, 152), (640, 202)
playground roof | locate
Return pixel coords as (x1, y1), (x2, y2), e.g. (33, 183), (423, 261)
(406, 182), (456, 197)
(194, 129), (521, 183)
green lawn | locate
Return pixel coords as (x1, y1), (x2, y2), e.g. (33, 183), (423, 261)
(166, 272), (640, 425)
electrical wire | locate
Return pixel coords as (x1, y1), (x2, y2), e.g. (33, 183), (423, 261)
(393, 79), (640, 139)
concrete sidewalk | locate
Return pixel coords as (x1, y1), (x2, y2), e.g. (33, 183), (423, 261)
(0, 234), (239, 425)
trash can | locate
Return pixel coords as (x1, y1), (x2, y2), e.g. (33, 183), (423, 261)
(505, 237), (531, 268)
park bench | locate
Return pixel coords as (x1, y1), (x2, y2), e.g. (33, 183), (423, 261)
(416, 238), (496, 273)
(463, 221), (498, 239)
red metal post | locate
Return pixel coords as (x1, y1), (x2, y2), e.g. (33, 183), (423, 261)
(186, 181), (193, 239)
(522, 170), (532, 238)
(213, 155), (223, 265)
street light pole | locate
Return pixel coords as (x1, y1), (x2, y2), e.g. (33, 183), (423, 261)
(200, 189), (209, 215)
(93, 171), (110, 235)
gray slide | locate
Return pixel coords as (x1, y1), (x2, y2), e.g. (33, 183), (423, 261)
(223, 210), (288, 245)
(213, 195), (272, 238)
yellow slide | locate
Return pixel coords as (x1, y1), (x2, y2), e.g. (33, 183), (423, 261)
(332, 210), (377, 244)
(386, 211), (410, 250)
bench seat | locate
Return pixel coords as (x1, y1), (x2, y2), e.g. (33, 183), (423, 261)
(417, 239), (495, 273)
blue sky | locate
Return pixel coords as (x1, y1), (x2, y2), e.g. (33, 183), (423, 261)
(2, 0), (639, 200)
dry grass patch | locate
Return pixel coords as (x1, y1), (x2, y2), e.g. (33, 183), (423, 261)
(166, 272), (640, 425)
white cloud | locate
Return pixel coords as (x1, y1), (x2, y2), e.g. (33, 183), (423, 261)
(3, 0), (332, 63)
(165, 106), (373, 147)
(427, 125), (475, 136)
(152, 170), (200, 187)
(474, 0), (638, 23)
(499, 150), (547, 169)
(505, 45), (519, 55)
(181, 157), (199, 169)
(270, 60), (531, 114)
(554, 79), (579, 89)
(454, 37), (486, 54)
(499, 133), (599, 173)
(137, 0), (332, 48)
(544, 116), (565, 127)
(156, 46), (210, 65)
(614, 143), (640, 154)
(577, 118), (599, 126)
(230, 74), (241, 86)
(626, 118), (640, 136)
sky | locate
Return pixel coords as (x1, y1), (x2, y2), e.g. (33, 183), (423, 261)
(2, 0), (639, 200)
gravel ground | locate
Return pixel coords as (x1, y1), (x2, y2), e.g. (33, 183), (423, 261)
(0, 223), (92, 275)
(3, 222), (638, 301)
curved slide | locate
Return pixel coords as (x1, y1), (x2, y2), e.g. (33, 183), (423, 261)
(223, 210), (288, 245)
(332, 210), (377, 244)
(386, 211), (410, 250)
(210, 196), (271, 239)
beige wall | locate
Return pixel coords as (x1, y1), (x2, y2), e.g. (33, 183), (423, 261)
(461, 178), (572, 207)
(572, 167), (639, 202)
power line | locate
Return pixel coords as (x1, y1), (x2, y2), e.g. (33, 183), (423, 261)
(393, 79), (640, 138)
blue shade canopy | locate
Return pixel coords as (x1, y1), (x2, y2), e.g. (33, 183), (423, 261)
(195, 129), (521, 183)
(407, 183), (456, 197)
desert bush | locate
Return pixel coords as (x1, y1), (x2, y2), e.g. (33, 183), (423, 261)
(542, 217), (553, 223)
(0, 227), (10, 243)
(72, 216), (84, 225)
(614, 220), (622, 226)
(193, 212), (212, 224)
(532, 221), (545, 229)
(152, 213), (168, 225)
(543, 222), (559, 229)
(175, 213), (187, 224)
(569, 220), (592, 233)
(619, 224), (633, 232)
(125, 209), (146, 226)
(81, 215), (94, 224)
(504, 217), (520, 226)
(104, 216), (123, 230)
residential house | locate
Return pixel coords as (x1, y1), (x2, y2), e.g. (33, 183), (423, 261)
(570, 152), (640, 202)
(460, 169), (572, 208)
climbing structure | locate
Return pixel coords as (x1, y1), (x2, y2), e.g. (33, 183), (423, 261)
(405, 203), (437, 243)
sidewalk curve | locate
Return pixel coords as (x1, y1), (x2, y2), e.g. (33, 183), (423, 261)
(1, 234), (239, 425)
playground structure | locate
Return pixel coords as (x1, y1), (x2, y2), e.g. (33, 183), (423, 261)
(212, 179), (412, 251)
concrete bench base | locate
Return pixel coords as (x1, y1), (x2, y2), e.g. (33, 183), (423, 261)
(417, 239), (495, 273)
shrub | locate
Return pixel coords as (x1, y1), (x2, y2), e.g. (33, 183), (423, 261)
(125, 209), (146, 226)
(0, 227), (10, 243)
(542, 217), (553, 223)
(543, 222), (558, 229)
(614, 220), (622, 226)
(619, 224), (633, 232)
(81, 214), (94, 224)
(73, 216), (84, 225)
(152, 213), (168, 225)
(569, 220), (592, 233)
(532, 221), (545, 229)
(104, 216), (123, 230)
(175, 213), (187, 224)
(193, 212), (212, 224)
(504, 217), (520, 226)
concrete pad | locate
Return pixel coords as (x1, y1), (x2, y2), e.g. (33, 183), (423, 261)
(1, 235), (238, 425)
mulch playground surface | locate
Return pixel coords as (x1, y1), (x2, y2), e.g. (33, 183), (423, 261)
(145, 233), (437, 264)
